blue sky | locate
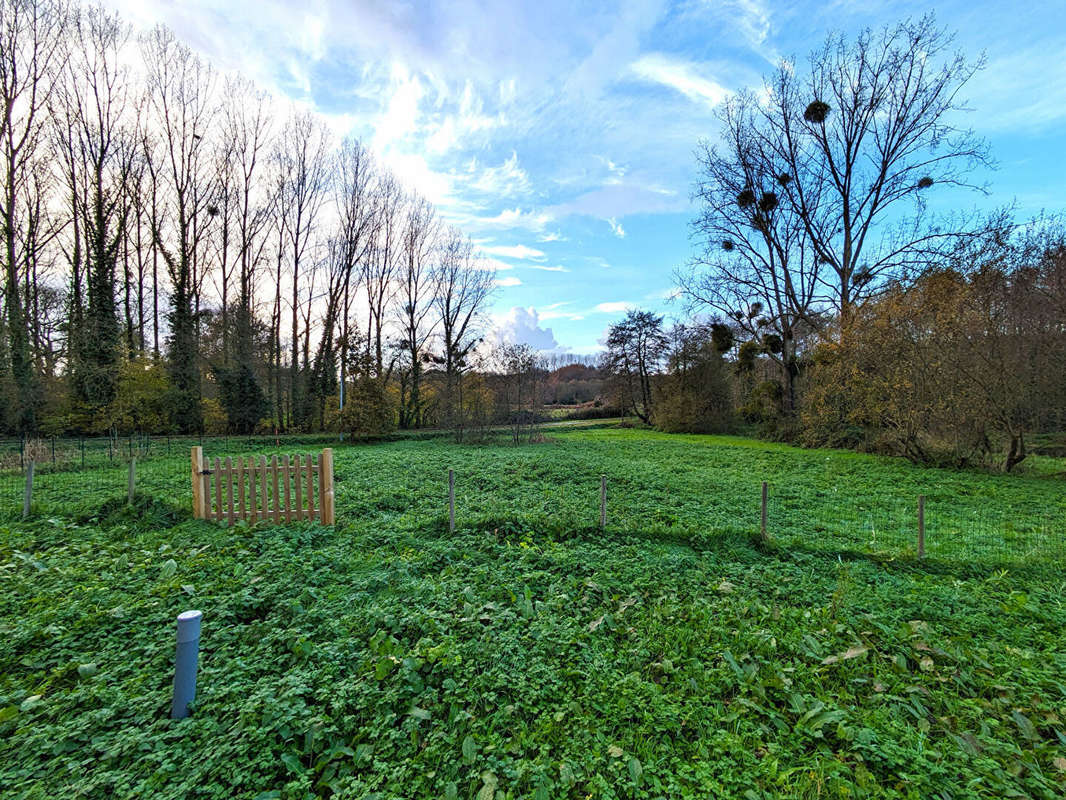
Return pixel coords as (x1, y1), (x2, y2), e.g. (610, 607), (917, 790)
(109, 0), (1066, 354)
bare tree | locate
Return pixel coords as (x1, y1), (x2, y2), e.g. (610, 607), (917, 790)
(274, 110), (330, 429)
(683, 92), (823, 413)
(431, 230), (495, 439)
(364, 171), (402, 380)
(211, 74), (273, 432)
(760, 15), (990, 322)
(333, 136), (377, 411)
(395, 191), (439, 428)
(140, 25), (217, 432)
(56, 3), (135, 423)
(495, 342), (543, 444)
(0, 0), (70, 431)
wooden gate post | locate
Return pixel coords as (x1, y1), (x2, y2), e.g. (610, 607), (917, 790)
(320, 448), (335, 525)
(191, 447), (204, 519)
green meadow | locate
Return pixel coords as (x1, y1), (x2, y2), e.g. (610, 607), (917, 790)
(2, 425), (1064, 798)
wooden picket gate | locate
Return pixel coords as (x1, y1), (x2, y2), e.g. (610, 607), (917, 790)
(190, 446), (335, 525)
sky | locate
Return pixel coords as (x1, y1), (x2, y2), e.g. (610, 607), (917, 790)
(104, 0), (1066, 355)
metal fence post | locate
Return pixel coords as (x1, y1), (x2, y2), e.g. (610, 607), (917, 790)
(128, 458), (136, 504)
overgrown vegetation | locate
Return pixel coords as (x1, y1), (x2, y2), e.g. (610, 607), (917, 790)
(2, 428), (1064, 798)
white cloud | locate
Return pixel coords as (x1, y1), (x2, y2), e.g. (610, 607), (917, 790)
(607, 217), (626, 238)
(630, 53), (731, 106)
(495, 275), (523, 287)
(477, 257), (513, 272)
(371, 65), (425, 150)
(527, 264), (569, 272)
(594, 301), (634, 313)
(492, 306), (562, 352)
(480, 243), (546, 260)
(464, 151), (532, 196)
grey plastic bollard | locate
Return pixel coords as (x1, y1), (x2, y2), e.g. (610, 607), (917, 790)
(170, 610), (202, 719)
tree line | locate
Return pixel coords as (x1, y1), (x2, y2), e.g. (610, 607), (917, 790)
(1, 0), (498, 438)
(601, 16), (1066, 472)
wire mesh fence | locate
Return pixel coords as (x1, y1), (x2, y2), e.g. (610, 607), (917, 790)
(2, 435), (1063, 572)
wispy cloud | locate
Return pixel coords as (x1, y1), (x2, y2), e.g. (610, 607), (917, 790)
(463, 151), (532, 196)
(594, 301), (635, 313)
(481, 243), (546, 260)
(630, 53), (731, 106)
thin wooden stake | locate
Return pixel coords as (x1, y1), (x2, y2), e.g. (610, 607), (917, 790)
(917, 495), (926, 559)
(128, 458), (136, 505)
(761, 481), (769, 543)
(22, 460), (34, 520)
(305, 453), (314, 519)
(600, 474), (607, 529)
(448, 469), (455, 534)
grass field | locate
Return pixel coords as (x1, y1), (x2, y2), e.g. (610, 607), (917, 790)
(2, 426), (1064, 798)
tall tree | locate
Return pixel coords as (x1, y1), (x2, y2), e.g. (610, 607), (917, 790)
(333, 136), (377, 413)
(759, 15), (989, 323)
(58, 4), (134, 426)
(141, 25), (216, 433)
(364, 171), (401, 380)
(432, 231), (494, 439)
(212, 75), (272, 433)
(684, 92), (823, 413)
(395, 192), (438, 428)
(602, 310), (668, 424)
(0, 0), (69, 431)
(274, 111), (330, 430)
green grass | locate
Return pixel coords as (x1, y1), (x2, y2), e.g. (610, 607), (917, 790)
(1, 427), (1064, 798)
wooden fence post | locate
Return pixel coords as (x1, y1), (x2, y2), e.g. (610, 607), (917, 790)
(917, 495), (925, 559)
(128, 458), (136, 504)
(191, 447), (204, 520)
(760, 481), (769, 544)
(22, 460), (34, 519)
(448, 469), (455, 534)
(600, 474), (607, 529)
(321, 448), (335, 525)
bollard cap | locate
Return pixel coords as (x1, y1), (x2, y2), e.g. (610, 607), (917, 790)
(176, 609), (202, 642)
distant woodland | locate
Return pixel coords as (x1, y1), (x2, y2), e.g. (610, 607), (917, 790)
(2, 2), (1063, 471)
